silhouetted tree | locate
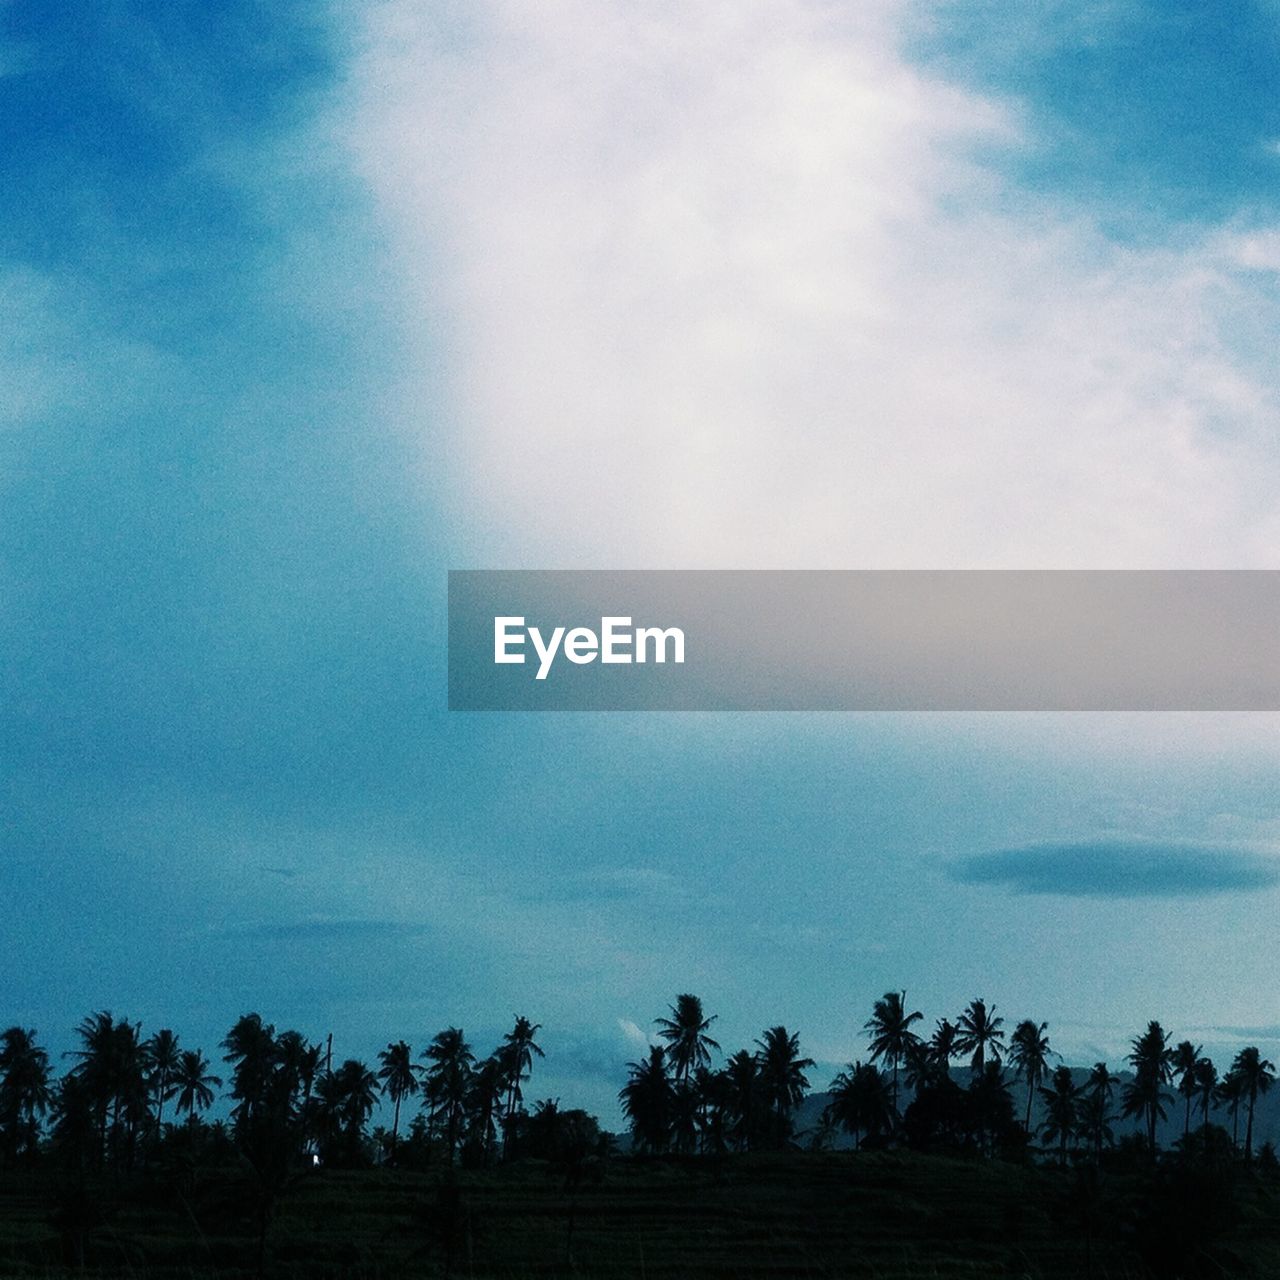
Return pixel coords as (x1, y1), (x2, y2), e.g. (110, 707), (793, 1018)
(864, 992), (922, 1117)
(377, 1040), (420, 1158)
(826, 1061), (893, 1150)
(316, 1059), (378, 1166)
(172, 1050), (221, 1125)
(721, 1049), (764, 1152)
(1123, 1021), (1173, 1153)
(142, 1029), (180, 1140)
(1039, 1065), (1079, 1165)
(423, 1028), (475, 1163)
(1009, 1020), (1052, 1133)
(655, 995), (719, 1086)
(221, 1013), (278, 1139)
(620, 1045), (671, 1153)
(955, 999), (1006, 1076)
(755, 1026), (813, 1148)
(1230, 1046), (1275, 1163)
(1171, 1039), (1202, 1143)
(1081, 1063), (1118, 1161)
(466, 1055), (507, 1163)
(1194, 1057), (1219, 1139)
(0, 1027), (51, 1165)
(67, 1011), (147, 1168)
(499, 1015), (544, 1143)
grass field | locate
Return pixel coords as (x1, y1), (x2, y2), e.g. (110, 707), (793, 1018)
(2, 1150), (1279, 1278)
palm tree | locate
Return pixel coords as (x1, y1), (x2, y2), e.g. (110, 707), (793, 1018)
(955, 999), (1006, 1076)
(316, 1059), (379, 1164)
(928, 1018), (960, 1072)
(143, 1029), (181, 1139)
(1217, 1068), (1244, 1149)
(1081, 1063), (1118, 1161)
(0, 1027), (52, 1164)
(1039, 1065), (1079, 1165)
(221, 1013), (278, 1136)
(721, 1049), (763, 1152)
(619, 1045), (672, 1153)
(67, 1011), (148, 1167)
(422, 1028), (475, 1162)
(1194, 1057), (1218, 1138)
(755, 1026), (814, 1147)
(499, 1015), (545, 1143)
(655, 995), (720, 1086)
(864, 992), (923, 1117)
(1170, 1040), (1202, 1143)
(1230, 1045), (1276, 1162)
(1009, 1020), (1053, 1133)
(826, 1061), (893, 1150)
(376, 1041), (420, 1157)
(172, 1050), (221, 1125)
(467, 1056), (508, 1161)
(1122, 1021), (1173, 1153)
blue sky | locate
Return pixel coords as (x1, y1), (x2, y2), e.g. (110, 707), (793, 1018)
(4, 0), (1280, 1127)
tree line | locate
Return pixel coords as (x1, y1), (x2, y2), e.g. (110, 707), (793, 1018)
(1, 993), (1275, 1176)
(621, 993), (1276, 1165)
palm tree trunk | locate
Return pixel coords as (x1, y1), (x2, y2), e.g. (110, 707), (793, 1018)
(391, 1094), (401, 1158)
(1025, 1081), (1034, 1133)
(1246, 1088), (1257, 1162)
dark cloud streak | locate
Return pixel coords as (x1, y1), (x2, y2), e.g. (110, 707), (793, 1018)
(950, 841), (1279, 898)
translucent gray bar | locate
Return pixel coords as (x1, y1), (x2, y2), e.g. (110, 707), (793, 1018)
(448, 571), (1280, 711)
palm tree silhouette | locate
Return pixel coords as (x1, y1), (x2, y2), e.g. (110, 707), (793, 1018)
(423, 1028), (475, 1163)
(317, 1059), (379, 1164)
(655, 995), (720, 1086)
(1216, 1067), (1244, 1149)
(172, 1050), (221, 1125)
(1193, 1057), (1218, 1139)
(721, 1049), (763, 1152)
(755, 1026), (814, 1147)
(826, 1061), (893, 1150)
(67, 1011), (147, 1168)
(1122, 1021), (1173, 1153)
(955, 999), (1006, 1076)
(864, 992), (923, 1118)
(928, 1018), (960, 1073)
(143, 1029), (181, 1139)
(1038, 1065), (1079, 1166)
(0, 1027), (52, 1164)
(1081, 1063), (1118, 1161)
(376, 1041), (420, 1158)
(1170, 1040), (1202, 1142)
(221, 1013), (278, 1137)
(620, 1045), (672, 1153)
(499, 1015), (545, 1144)
(1009, 1020), (1053, 1133)
(1230, 1045), (1276, 1162)
(467, 1056), (508, 1162)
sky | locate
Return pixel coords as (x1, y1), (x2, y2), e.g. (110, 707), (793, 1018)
(3, 0), (1280, 1128)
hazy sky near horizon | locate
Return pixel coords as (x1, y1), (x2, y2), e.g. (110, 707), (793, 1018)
(4, 0), (1280, 1125)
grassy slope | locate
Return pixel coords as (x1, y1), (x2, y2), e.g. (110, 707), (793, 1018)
(3, 1151), (1280, 1278)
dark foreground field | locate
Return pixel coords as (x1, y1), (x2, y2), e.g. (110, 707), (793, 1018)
(3, 1151), (1280, 1279)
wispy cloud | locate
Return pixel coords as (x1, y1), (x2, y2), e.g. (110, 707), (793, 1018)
(950, 841), (1280, 898)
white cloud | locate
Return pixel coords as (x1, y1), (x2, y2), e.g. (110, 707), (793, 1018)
(344, 0), (1280, 569)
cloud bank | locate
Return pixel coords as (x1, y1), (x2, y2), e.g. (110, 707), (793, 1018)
(346, 0), (1280, 570)
(951, 840), (1280, 898)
